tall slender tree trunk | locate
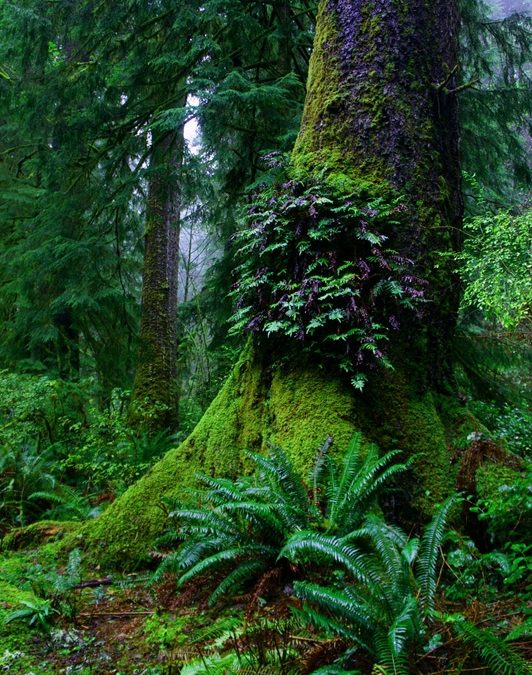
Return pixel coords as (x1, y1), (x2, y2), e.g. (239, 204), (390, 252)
(130, 126), (184, 432)
(55, 308), (80, 380)
(86, 1), (467, 568)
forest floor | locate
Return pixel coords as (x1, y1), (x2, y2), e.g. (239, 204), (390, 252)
(3, 557), (529, 675)
(2, 562), (317, 674)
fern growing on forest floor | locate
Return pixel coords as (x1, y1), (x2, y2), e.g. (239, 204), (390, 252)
(179, 616), (302, 674)
(154, 434), (409, 606)
(444, 615), (529, 675)
(281, 498), (456, 673)
(283, 495), (528, 674)
(0, 442), (60, 530)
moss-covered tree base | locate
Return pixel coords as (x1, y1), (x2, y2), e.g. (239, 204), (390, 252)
(1, 520), (81, 553)
(83, 347), (460, 569)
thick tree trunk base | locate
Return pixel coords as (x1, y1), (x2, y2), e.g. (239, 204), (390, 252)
(82, 346), (474, 569)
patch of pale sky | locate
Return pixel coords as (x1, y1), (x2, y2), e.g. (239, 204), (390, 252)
(185, 95), (201, 154)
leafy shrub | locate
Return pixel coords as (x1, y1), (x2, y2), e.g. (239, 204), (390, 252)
(0, 372), (177, 528)
(493, 405), (531, 458)
(468, 400), (531, 458)
(0, 370), (89, 450)
(62, 412), (179, 494)
(155, 434), (409, 604)
(445, 532), (530, 602)
(457, 209), (531, 330)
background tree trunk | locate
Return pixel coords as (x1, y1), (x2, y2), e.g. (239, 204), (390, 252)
(130, 127), (184, 432)
(85, 0), (468, 568)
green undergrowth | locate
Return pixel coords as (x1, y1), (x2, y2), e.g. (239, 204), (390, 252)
(81, 345), (490, 568)
(141, 608), (248, 667)
(136, 602), (321, 674)
(0, 581), (38, 649)
(0, 575), (55, 673)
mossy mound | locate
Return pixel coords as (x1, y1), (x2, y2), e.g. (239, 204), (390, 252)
(84, 349), (357, 568)
(81, 347), (461, 569)
(0, 581), (50, 672)
(2, 520), (81, 553)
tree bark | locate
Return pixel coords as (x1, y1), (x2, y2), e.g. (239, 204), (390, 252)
(130, 127), (184, 432)
(86, 0), (467, 567)
(294, 0), (463, 386)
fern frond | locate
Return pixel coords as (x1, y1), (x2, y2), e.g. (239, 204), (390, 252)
(401, 537), (420, 565)
(386, 595), (419, 664)
(217, 500), (285, 536)
(291, 602), (358, 644)
(293, 581), (375, 653)
(374, 624), (410, 675)
(353, 516), (409, 605)
(327, 433), (365, 524)
(195, 473), (248, 505)
(189, 615), (243, 644)
(178, 544), (277, 587)
(172, 508), (239, 536)
(150, 550), (182, 583)
(506, 617), (532, 642)
(178, 535), (237, 569)
(263, 483), (309, 531)
(452, 620), (529, 675)
(416, 494), (459, 617)
(256, 444), (310, 518)
(280, 531), (382, 593)
(28, 491), (65, 503)
(334, 451), (408, 532)
(180, 651), (242, 674)
(208, 560), (266, 606)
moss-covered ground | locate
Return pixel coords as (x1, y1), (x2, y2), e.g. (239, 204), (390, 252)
(81, 343), (483, 569)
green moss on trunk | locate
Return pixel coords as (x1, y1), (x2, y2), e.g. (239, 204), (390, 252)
(83, 346), (455, 568)
(83, 0), (464, 569)
(130, 124), (185, 432)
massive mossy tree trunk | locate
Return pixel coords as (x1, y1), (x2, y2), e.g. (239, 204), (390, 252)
(87, 0), (466, 567)
(293, 0), (463, 385)
(130, 127), (184, 431)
